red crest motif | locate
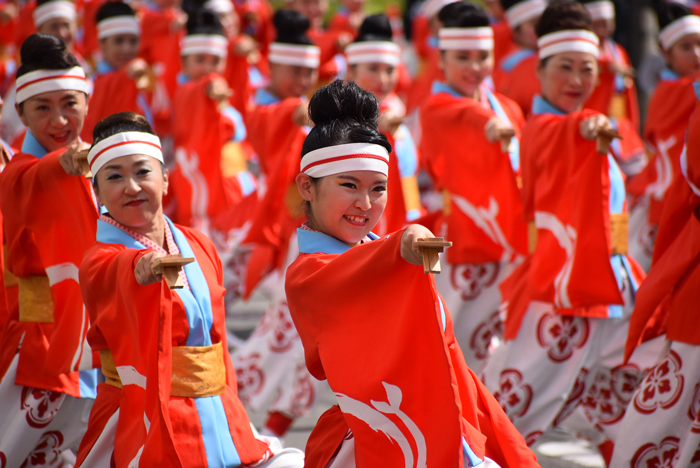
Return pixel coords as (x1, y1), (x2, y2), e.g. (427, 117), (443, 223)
(493, 369), (533, 421)
(553, 367), (589, 427)
(19, 431), (64, 468)
(536, 313), (589, 363)
(524, 431), (543, 447)
(633, 350), (684, 415)
(234, 352), (266, 403)
(20, 388), (64, 429)
(469, 311), (503, 360)
(631, 436), (680, 468)
(581, 364), (640, 427)
(450, 262), (500, 301)
(267, 302), (298, 353)
(288, 364), (316, 417)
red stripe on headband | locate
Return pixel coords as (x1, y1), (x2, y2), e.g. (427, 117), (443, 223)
(348, 48), (400, 56)
(441, 35), (492, 40)
(273, 48), (319, 58)
(302, 153), (388, 171)
(16, 74), (87, 92)
(539, 36), (599, 49)
(91, 140), (162, 165)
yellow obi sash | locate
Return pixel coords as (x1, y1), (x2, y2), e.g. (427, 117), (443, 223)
(101, 341), (226, 398)
(527, 213), (629, 255)
(18, 276), (54, 323)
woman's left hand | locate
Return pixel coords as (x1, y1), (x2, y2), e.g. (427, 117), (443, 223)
(580, 115), (612, 141)
(401, 224), (436, 266)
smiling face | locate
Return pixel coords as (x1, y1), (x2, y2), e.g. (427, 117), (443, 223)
(38, 16), (77, 51)
(101, 33), (140, 70)
(664, 32), (700, 77)
(537, 50), (598, 113)
(182, 53), (226, 81)
(439, 48), (494, 98)
(94, 154), (168, 232)
(296, 170), (387, 245)
(347, 62), (397, 102)
(269, 62), (318, 99)
(17, 89), (87, 152)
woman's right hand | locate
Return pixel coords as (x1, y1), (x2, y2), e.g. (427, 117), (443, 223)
(134, 251), (167, 286)
(293, 101), (310, 127)
(400, 224), (436, 266)
(580, 115), (612, 141)
(59, 140), (92, 176)
(484, 116), (511, 144)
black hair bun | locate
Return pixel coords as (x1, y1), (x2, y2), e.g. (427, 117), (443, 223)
(96, 1), (136, 23)
(501, 0), (525, 11)
(356, 14), (393, 42)
(301, 80), (392, 156)
(17, 33), (81, 78)
(273, 9), (313, 45)
(439, 2), (490, 29)
(186, 8), (225, 36)
(536, 0), (591, 38)
(653, 1), (694, 30)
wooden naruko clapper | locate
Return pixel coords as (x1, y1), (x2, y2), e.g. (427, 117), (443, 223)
(153, 255), (195, 289)
(415, 238), (453, 274)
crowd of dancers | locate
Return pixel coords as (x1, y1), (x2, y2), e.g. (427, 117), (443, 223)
(0, 0), (698, 466)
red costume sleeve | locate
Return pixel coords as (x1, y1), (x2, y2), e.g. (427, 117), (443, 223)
(82, 70), (143, 142)
(494, 55), (539, 117)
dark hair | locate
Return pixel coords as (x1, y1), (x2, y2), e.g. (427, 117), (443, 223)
(439, 1), (490, 28)
(653, 0), (694, 30)
(501, 0), (526, 12)
(301, 80), (392, 158)
(273, 9), (313, 45)
(186, 8), (225, 36)
(17, 33), (80, 79)
(355, 14), (393, 42)
(91, 112), (160, 188)
(536, 1), (592, 38)
(96, 1), (136, 23)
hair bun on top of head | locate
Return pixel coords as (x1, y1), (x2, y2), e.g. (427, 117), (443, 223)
(273, 9), (313, 45)
(186, 8), (225, 35)
(96, 1), (136, 23)
(439, 2), (490, 29)
(535, 0), (592, 38)
(356, 14), (393, 42)
(17, 33), (80, 78)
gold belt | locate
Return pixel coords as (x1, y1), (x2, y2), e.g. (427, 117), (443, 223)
(101, 341), (226, 398)
(3, 245), (18, 288)
(18, 276), (54, 323)
(528, 213), (629, 255)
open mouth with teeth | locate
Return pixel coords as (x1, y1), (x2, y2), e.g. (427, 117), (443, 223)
(344, 214), (369, 226)
(51, 131), (71, 143)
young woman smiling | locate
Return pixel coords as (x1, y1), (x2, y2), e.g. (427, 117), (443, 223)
(75, 111), (305, 468)
(286, 79), (538, 468)
(0, 33), (100, 466)
(481, 1), (662, 463)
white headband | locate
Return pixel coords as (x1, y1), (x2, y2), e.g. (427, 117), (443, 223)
(16, 67), (88, 104)
(504, 0), (547, 29)
(538, 29), (600, 60)
(422, 0), (458, 19)
(438, 27), (494, 51)
(346, 41), (401, 66)
(33, 0), (76, 27)
(97, 16), (139, 40)
(269, 43), (321, 68)
(88, 132), (163, 175)
(584, 1), (615, 21)
(301, 143), (390, 178)
(181, 34), (228, 57)
(204, 0), (233, 14)
(659, 15), (700, 51)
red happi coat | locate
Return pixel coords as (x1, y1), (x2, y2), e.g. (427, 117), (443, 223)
(625, 87), (700, 359)
(420, 88), (528, 264)
(0, 144), (19, 357)
(170, 74), (249, 229)
(406, 45), (443, 113)
(585, 39), (640, 131)
(639, 70), (700, 224)
(224, 37), (255, 116)
(81, 68), (148, 142)
(492, 21), (518, 69)
(492, 50), (539, 117)
(77, 224), (269, 467)
(286, 228), (539, 468)
(0, 148), (100, 396)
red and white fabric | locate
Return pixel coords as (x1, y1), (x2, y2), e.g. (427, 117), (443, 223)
(0, 355), (93, 468)
(611, 340), (700, 468)
(15, 67), (88, 104)
(537, 30), (600, 61)
(659, 15), (700, 51)
(504, 0), (547, 29)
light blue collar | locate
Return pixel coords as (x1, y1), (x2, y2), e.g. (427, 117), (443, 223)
(21, 130), (49, 158)
(431, 81), (463, 98)
(255, 87), (281, 105)
(531, 95), (566, 116)
(297, 228), (378, 255)
(177, 72), (190, 86)
(660, 68), (680, 81)
(694, 82), (700, 100)
(96, 61), (115, 76)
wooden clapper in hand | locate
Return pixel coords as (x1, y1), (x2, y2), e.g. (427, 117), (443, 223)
(415, 238), (453, 274)
(596, 128), (622, 155)
(153, 255), (195, 289)
(75, 149), (93, 179)
(498, 128), (516, 153)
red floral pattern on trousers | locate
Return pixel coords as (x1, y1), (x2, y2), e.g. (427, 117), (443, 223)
(553, 367), (589, 427)
(288, 364), (316, 417)
(469, 311), (503, 361)
(19, 431), (64, 467)
(631, 436), (680, 468)
(450, 262), (499, 301)
(267, 303), (298, 353)
(536, 313), (589, 363)
(581, 365), (640, 428)
(20, 388), (64, 429)
(524, 431), (543, 447)
(633, 350), (684, 415)
(234, 352), (265, 404)
(493, 369), (533, 421)
(688, 383), (700, 434)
